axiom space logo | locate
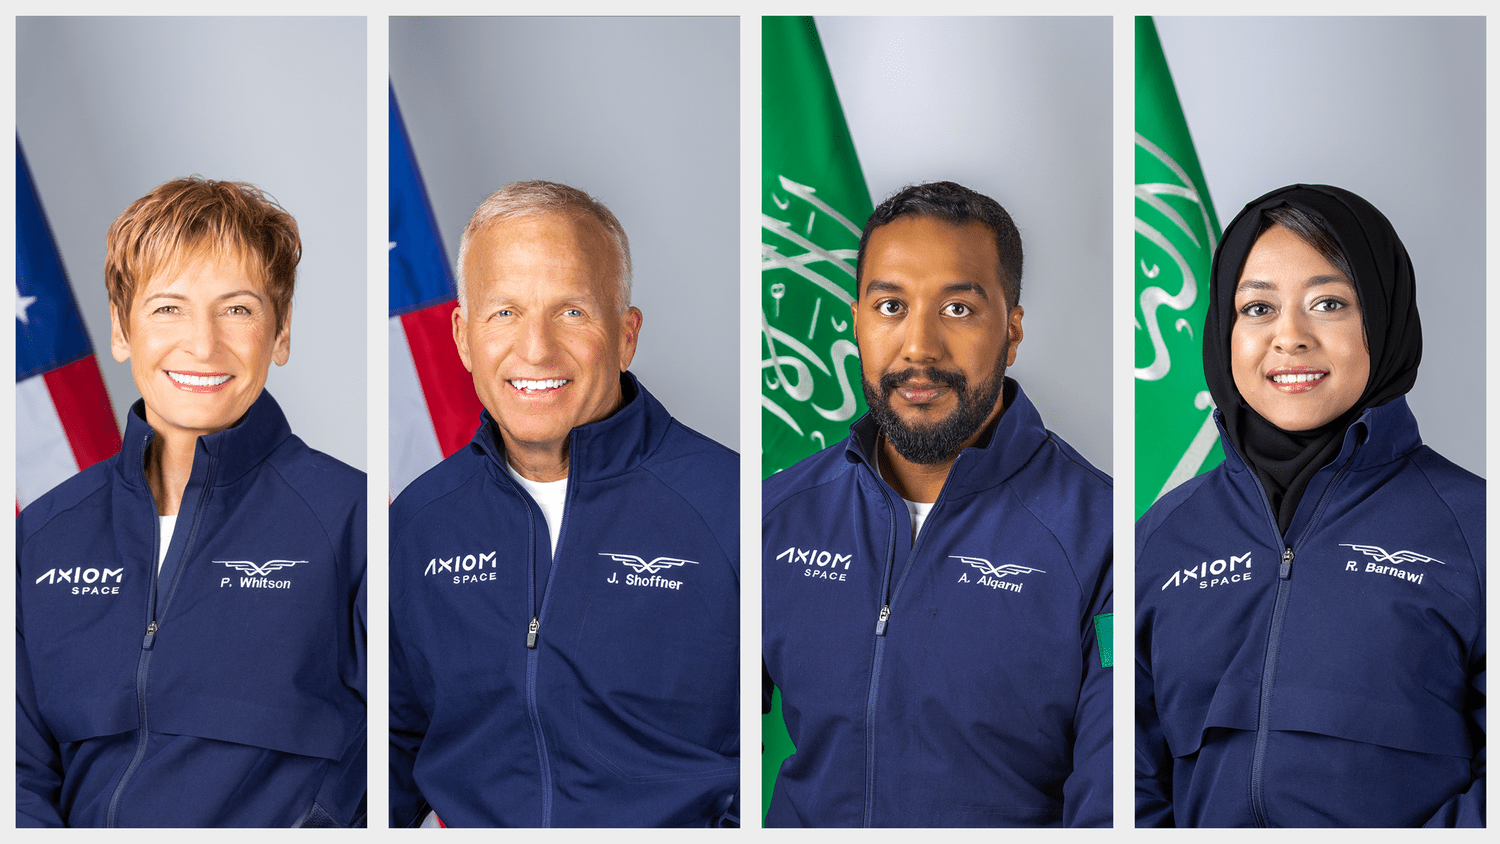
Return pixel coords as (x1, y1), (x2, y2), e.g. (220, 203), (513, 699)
(35, 566), (124, 596)
(215, 559), (311, 589)
(424, 551), (497, 585)
(1160, 551), (1252, 590)
(775, 545), (853, 582)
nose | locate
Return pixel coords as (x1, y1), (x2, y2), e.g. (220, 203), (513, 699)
(1271, 308), (1313, 354)
(183, 311), (221, 360)
(900, 305), (943, 364)
(516, 314), (560, 364)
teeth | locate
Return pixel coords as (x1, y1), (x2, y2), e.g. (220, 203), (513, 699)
(1271, 372), (1325, 384)
(169, 372), (231, 387)
(510, 378), (569, 391)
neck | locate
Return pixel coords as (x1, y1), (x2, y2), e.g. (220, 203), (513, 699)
(877, 440), (954, 503)
(145, 432), (198, 516)
(505, 438), (570, 483)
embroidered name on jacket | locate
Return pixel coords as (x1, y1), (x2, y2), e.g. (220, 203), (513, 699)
(215, 559), (312, 589)
(34, 566), (125, 595)
(1340, 543), (1443, 586)
(950, 555), (1044, 592)
(599, 552), (699, 589)
(423, 551), (498, 585)
(774, 545), (853, 582)
(1160, 551), (1252, 591)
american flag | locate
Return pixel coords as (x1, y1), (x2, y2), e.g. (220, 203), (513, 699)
(16, 139), (121, 508)
(388, 87), (483, 497)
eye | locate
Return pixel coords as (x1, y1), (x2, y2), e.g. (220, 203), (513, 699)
(153, 304), (180, 315)
(563, 308), (585, 318)
(875, 299), (904, 316)
(492, 308), (514, 319)
(943, 302), (972, 318)
(1311, 297), (1349, 313)
(226, 304), (252, 316)
(1238, 301), (1273, 318)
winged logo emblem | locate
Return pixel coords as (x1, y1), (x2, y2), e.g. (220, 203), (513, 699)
(949, 556), (1046, 580)
(214, 559), (311, 577)
(598, 553), (700, 575)
(1339, 544), (1444, 566)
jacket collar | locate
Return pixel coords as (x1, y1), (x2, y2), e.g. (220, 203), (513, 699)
(1217, 395), (1422, 478)
(117, 390), (293, 489)
(844, 378), (1051, 498)
(471, 371), (671, 482)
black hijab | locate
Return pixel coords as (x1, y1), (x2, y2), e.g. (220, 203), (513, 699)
(1202, 184), (1422, 534)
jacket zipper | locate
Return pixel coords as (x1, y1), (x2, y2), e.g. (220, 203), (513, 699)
(1246, 443), (1360, 828)
(106, 444), (214, 827)
(518, 469), (576, 829)
(861, 451), (963, 827)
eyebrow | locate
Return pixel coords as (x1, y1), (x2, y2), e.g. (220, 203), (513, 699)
(862, 280), (990, 299)
(142, 290), (267, 304)
(1235, 274), (1351, 294)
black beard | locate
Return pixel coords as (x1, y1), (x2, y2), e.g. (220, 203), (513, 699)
(862, 355), (1007, 466)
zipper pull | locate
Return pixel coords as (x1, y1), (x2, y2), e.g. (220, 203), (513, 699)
(1279, 547), (1294, 580)
(526, 617), (539, 649)
(142, 620), (158, 650)
(875, 605), (891, 636)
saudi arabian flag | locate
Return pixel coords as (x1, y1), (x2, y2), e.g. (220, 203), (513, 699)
(762, 15), (873, 479)
(1135, 16), (1224, 518)
(761, 15), (873, 820)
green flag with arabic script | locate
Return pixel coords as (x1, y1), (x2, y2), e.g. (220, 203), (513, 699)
(761, 15), (874, 820)
(1135, 16), (1224, 518)
(762, 15), (873, 479)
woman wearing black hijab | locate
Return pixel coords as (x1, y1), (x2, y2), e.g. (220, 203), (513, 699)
(1135, 185), (1484, 827)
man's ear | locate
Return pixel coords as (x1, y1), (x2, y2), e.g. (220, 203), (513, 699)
(618, 307), (643, 371)
(1005, 305), (1024, 366)
(451, 306), (474, 372)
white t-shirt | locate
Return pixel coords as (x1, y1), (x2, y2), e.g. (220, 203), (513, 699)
(504, 461), (568, 558)
(157, 514), (177, 575)
(902, 498), (936, 540)
(876, 444), (936, 542)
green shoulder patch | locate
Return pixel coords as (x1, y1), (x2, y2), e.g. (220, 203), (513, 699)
(1093, 613), (1114, 668)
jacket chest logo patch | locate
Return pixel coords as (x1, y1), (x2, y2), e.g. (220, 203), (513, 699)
(951, 555), (1044, 593)
(1340, 543), (1442, 586)
(774, 545), (852, 582)
(424, 552), (498, 585)
(215, 559), (311, 590)
(1160, 551), (1252, 591)
(599, 552), (698, 590)
(34, 566), (125, 596)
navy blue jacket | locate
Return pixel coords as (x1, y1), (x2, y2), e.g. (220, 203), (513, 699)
(1136, 397), (1485, 827)
(388, 374), (739, 828)
(16, 392), (367, 827)
(763, 380), (1114, 827)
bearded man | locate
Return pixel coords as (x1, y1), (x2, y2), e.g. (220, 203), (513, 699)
(761, 181), (1113, 828)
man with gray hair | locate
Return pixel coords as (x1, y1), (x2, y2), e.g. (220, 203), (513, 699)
(389, 181), (739, 828)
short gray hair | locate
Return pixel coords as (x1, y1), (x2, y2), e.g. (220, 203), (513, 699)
(455, 180), (632, 313)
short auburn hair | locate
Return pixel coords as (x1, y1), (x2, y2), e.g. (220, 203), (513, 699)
(105, 177), (300, 332)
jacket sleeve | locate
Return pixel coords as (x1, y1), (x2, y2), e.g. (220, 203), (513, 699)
(1135, 656), (1175, 827)
(17, 565), (66, 827)
(1063, 548), (1113, 828)
(389, 601), (431, 828)
(1421, 624), (1485, 828)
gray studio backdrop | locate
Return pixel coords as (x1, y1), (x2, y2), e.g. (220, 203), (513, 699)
(817, 16), (1113, 471)
(17, 16), (367, 471)
(389, 16), (739, 452)
(1157, 16), (1485, 477)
